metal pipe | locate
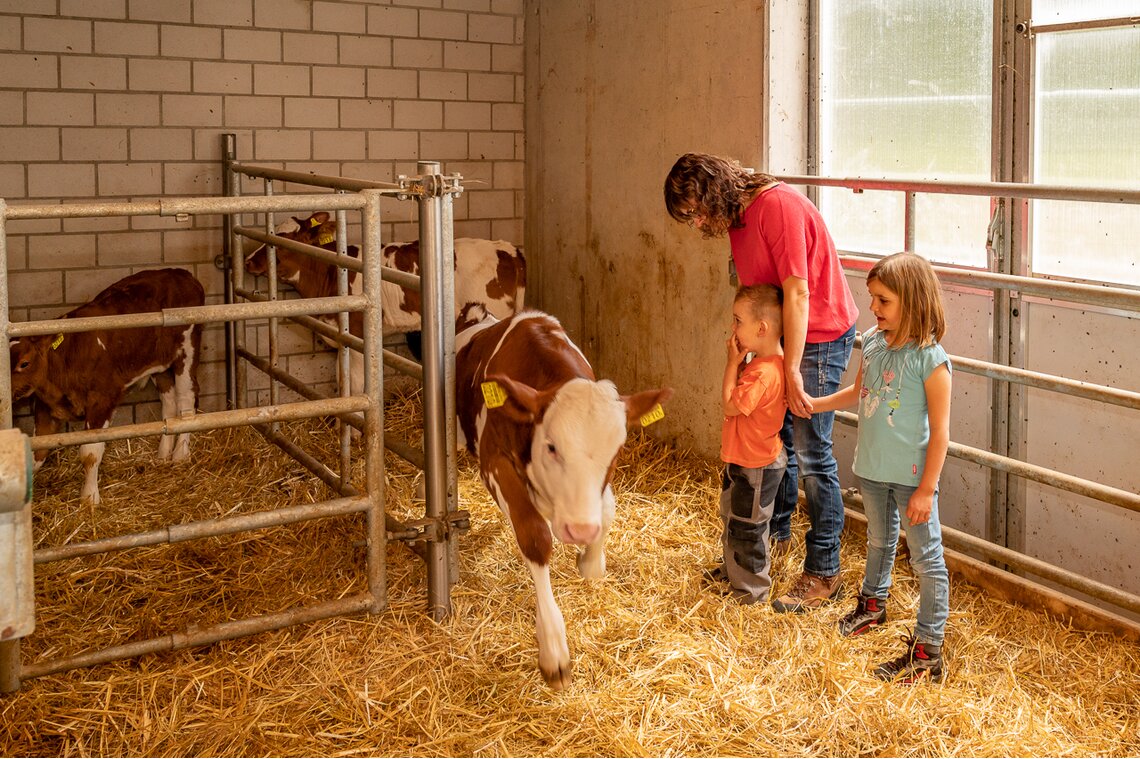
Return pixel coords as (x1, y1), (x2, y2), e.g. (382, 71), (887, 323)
(441, 179), (460, 587)
(835, 411), (1140, 513)
(229, 163), (404, 193)
(903, 190), (916, 253)
(20, 595), (375, 681)
(234, 289), (366, 353)
(3, 194), (365, 221)
(28, 397), (368, 452)
(415, 162), (452, 621)
(222, 133), (238, 409)
(235, 226), (365, 274)
(840, 493), (1140, 616)
(9, 295), (368, 337)
(1031, 16), (1140, 35)
(841, 253), (1140, 314)
(361, 191), (388, 615)
(35, 497), (368, 563)
(236, 349), (364, 432)
(777, 173), (1140, 205)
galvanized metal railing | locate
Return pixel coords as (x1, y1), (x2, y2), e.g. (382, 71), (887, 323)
(778, 173), (1140, 624)
(0, 147), (465, 691)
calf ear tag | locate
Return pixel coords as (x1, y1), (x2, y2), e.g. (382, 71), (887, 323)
(309, 217), (321, 227)
(481, 380), (507, 408)
(639, 403), (665, 427)
(318, 230), (335, 245)
(51, 333), (64, 350)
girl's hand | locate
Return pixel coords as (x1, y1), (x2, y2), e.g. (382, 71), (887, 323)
(786, 369), (814, 418)
(906, 490), (934, 526)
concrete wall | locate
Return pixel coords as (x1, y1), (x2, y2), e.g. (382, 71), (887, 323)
(1, 0), (525, 421)
(524, 0), (769, 454)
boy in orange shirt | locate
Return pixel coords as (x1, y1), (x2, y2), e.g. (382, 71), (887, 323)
(707, 284), (789, 604)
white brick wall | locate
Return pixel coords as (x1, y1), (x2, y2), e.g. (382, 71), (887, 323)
(1, 1), (525, 422)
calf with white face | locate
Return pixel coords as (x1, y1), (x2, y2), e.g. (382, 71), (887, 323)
(455, 305), (672, 689)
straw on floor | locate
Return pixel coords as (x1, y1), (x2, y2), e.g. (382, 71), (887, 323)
(1, 387), (1137, 757)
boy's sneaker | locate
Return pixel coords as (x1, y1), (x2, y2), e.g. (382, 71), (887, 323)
(874, 636), (945, 683)
(838, 594), (887, 637)
(771, 571), (842, 613)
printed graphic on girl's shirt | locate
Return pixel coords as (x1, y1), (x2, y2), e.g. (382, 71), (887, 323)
(862, 355), (909, 428)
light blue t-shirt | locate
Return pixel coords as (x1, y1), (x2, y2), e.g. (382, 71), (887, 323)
(852, 327), (951, 486)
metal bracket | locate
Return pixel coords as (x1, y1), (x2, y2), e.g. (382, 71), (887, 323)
(396, 172), (465, 202)
(388, 509), (471, 544)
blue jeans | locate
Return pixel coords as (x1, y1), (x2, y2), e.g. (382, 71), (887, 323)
(771, 324), (855, 577)
(858, 477), (949, 646)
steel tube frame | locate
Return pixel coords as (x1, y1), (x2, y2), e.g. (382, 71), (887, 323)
(20, 595), (375, 681)
(840, 492), (1140, 617)
(415, 161), (454, 621)
(35, 496), (369, 563)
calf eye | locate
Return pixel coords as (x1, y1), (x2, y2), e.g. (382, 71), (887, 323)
(546, 441), (557, 457)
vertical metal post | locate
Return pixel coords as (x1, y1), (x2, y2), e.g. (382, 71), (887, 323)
(904, 190), (917, 253)
(440, 176), (460, 587)
(221, 134), (238, 409)
(229, 154), (248, 411)
(0, 200), (22, 693)
(335, 206), (352, 490)
(416, 161), (452, 620)
(264, 181), (279, 423)
(361, 191), (387, 614)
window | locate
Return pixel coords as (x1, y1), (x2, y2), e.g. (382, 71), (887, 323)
(816, 1), (1140, 285)
(1032, 14), (1140, 286)
(817, 0), (993, 267)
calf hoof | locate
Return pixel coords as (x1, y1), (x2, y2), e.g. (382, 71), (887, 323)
(540, 661), (572, 691)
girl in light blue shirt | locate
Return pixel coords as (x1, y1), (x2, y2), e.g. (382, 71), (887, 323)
(812, 252), (951, 684)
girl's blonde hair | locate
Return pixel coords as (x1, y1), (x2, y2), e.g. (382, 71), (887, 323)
(664, 153), (776, 239)
(867, 253), (946, 347)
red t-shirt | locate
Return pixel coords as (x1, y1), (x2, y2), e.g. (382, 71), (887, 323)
(727, 183), (858, 343)
(721, 354), (786, 468)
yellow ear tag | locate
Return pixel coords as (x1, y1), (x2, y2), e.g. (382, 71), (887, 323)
(51, 333), (64, 350)
(318, 230), (335, 245)
(639, 403), (665, 427)
(309, 217), (321, 227)
(481, 381), (507, 409)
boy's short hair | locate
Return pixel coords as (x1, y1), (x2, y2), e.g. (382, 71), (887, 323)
(734, 284), (783, 333)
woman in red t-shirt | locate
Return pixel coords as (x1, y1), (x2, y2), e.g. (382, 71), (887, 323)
(665, 152), (859, 614)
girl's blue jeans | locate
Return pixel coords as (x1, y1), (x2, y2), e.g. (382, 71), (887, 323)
(857, 476), (950, 646)
(771, 324), (856, 577)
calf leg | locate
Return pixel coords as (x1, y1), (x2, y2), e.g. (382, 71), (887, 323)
(170, 346), (197, 461)
(79, 422), (110, 505)
(154, 371), (178, 460)
(527, 559), (571, 690)
(576, 483), (615, 580)
(31, 401), (58, 473)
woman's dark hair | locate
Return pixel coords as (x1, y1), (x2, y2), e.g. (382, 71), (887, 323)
(663, 153), (776, 238)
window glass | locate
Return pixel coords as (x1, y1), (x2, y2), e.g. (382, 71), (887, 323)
(817, 0), (992, 266)
(1032, 25), (1140, 286)
(1033, 0), (1140, 24)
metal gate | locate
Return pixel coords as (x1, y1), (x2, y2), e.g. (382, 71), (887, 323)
(0, 140), (464, 693)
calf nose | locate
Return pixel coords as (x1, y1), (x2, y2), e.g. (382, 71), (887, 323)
(561, 522), (600, 545)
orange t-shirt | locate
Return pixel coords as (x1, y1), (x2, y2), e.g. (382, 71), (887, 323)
(720, 353), (787, 468)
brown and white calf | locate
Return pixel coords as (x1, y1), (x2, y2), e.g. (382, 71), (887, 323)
(9, 268), (204, 505)
(244, 211), (527, 381)
(455, 304), (672, 689)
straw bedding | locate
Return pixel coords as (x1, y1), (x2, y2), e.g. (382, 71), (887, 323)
(1, 388), (1137, 757)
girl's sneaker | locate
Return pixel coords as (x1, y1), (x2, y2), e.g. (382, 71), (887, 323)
(874, 636), (945, 683)
(838, 594), (887, 637)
